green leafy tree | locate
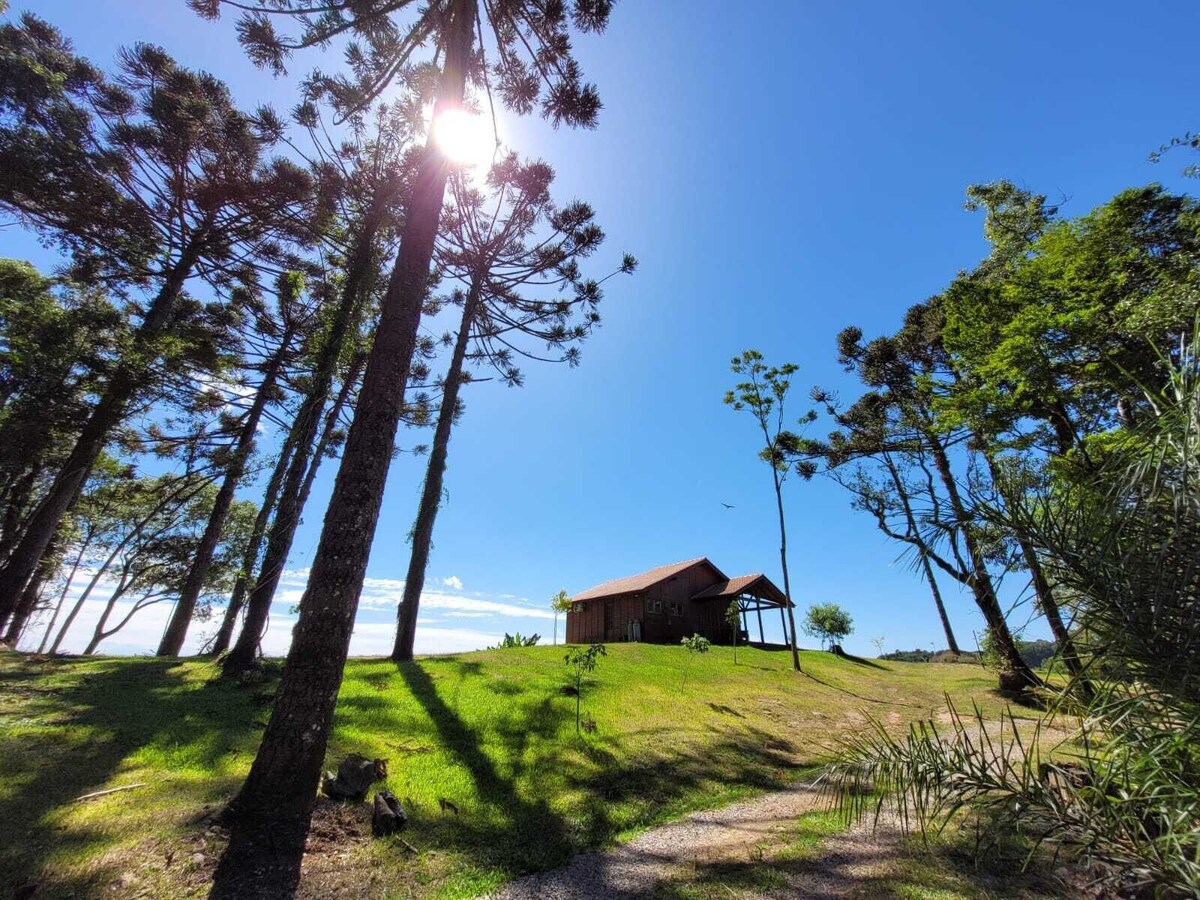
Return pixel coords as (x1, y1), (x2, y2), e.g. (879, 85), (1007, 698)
(724, 350), (814, 672)
(809, 310), (1037, 688)
(564, 643), (606, 734)
(551, 590), (573, 646)
(803, 602), (853, 651)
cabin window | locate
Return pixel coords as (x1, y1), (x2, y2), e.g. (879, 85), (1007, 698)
(578, 602), (586, 613)
(669, 602), (682, 616)
(647, 598), (663, 614)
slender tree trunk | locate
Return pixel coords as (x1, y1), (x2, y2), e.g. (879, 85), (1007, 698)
(918, 551), (960, 654)
(49, 476), (208, 653)
(211, 6), (475, 894)
(881, 453), (961, 654)
(925, 434), (1038, 687)
(392, 275), (480, 661)
(298, 349), (366, 509)
(773, 472), (802, 672)
(978, 449), (1090, 692)
(222, 346), (365, 673)
(4, 570), (43, 645)
(0, 243), (202, 621)
(209, 437), (296, 656)
(0, 464), (39, 571)
(221, 228), (379, 677)
(50, 542), (121, 654)
(83, 578), (130, 656)
(158, 330), (294, 656)
(37, 535), (89, 653)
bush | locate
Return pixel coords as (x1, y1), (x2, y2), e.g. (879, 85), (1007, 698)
(489, 632), (540, 649)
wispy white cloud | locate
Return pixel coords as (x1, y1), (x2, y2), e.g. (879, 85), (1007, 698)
(20, 565), (543, 657)
(442, 575), (463, 591)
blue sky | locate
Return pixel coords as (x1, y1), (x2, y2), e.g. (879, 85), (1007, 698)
(8, 1), (1199, 657)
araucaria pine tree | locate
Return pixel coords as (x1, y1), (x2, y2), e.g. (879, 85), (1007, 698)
(0, 19), (312, 629)
(193, 4), (620, 894)
(724, 351), (814, 672)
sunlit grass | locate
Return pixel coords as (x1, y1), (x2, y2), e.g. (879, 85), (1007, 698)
(0, 644), (1013, 898)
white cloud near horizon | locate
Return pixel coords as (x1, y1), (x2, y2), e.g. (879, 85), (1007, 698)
(17, 566), (547, 658)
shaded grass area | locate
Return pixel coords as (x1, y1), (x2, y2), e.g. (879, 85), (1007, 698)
(0, 645), (1016, 898)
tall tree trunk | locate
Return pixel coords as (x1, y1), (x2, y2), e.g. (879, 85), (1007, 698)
(0, 464), (39, 571)
(918, 551), (960, 654)
(881, 453), (961, 654)
(392, 276), (480, 661)
(773, 470), (802, 672)
(158, 329), (294, 656)
(0, 242), (203, 621)
(978, 448), (1090, 693)
(3, 528), (63, 644)
(210, 5), (475, 895)
(221, 226), (380, 677)
(3, 569), (43, 645)
(925, 432), (1038, 688)
(209, 437), (297, 656)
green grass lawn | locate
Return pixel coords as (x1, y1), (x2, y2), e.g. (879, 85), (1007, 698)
(0, 644), (1028, 899)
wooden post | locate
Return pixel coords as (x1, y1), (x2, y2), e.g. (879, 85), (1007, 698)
(756, 603), (765, 645)
(779, 606), (788, 649)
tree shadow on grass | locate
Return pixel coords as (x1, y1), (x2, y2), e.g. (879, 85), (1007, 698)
(392, 660), (576, 877)
(374, 660), (811, 893)
(832, 651), (887, 670)
(0, 653), (266, 899)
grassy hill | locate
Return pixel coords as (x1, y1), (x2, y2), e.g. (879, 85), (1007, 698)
(0, 644), (1025, 898)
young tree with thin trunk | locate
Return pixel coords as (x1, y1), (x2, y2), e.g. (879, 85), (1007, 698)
(551, 590), (572, 646)
(724, 351), (813, 673)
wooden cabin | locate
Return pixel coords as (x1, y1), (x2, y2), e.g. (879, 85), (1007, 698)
(565, 557), (792, 646)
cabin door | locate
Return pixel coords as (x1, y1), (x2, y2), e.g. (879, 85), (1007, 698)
(603, 600), (614, 641)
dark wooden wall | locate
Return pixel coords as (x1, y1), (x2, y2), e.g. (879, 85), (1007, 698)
(566, 561), (738, 645)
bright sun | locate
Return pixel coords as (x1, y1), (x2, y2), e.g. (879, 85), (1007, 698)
(432, 108), (495, 168)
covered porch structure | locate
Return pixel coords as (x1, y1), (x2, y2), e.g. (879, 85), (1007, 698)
(691, 573), (794, 648)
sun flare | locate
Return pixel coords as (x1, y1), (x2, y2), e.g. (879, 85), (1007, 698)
(432, 108), (495, 168)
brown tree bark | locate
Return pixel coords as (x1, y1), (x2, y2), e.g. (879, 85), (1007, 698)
(3, 568), (44, 645)
(392, 275), (480, 660)
(880, 453), (961, 654)
(157, 327), (294, 656)
(208, 435), (296, 657)
(209, 6), (475, 894)
(978, 448), (1090, 693)
(924, 432), (1038, 688)
(220, 242), (375, 677)
(0, 242), (203, 622)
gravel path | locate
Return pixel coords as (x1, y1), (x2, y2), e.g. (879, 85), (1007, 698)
(490, 782), (830, 899)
